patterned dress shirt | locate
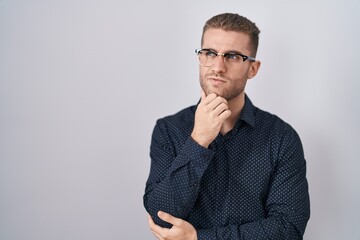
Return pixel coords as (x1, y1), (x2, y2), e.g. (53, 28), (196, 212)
(144, 95), (310, 239)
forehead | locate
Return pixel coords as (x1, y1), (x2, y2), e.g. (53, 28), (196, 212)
(202, 28), (251, 54)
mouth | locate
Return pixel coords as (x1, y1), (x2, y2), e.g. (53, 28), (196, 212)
(207, 77), (227, 85)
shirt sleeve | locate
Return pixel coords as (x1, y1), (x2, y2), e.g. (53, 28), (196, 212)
(143, 119), (214, 228)
(197, 127), (310, 239)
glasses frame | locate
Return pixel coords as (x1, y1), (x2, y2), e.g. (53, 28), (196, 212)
(195, 48), (256, 67)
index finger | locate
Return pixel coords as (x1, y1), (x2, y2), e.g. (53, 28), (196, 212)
(201, 92), (217, 105)
(158, 211), (183, 226)
(148, 215), (167, 237)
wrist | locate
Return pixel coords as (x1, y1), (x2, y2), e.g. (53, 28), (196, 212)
(191, 132), (210, 148)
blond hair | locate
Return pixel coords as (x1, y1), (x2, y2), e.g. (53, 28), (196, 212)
(202, 13), (260, 57)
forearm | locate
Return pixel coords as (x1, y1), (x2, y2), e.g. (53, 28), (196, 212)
(144, 137), (213, 228)
(197, 215), (308, 240)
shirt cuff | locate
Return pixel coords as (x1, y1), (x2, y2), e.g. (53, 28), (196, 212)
(169, 137), (214, 175)
(197, 228), (216, 240)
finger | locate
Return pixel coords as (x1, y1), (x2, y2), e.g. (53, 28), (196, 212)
(150, 225), (164, 240)
(148, 215), (166, 237)
(218, 109), (232, 121)
(151, 230), (163, 240)
(148, 214), (154, 225)
(207, 96), (228, 110)
(158, 211), (182, 226)
(213, 102), (229, 116)
(202, 92), (217, 105)
(148, 215), (156, 230)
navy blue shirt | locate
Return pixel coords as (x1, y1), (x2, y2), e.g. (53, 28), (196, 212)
(144, 95), (310, 239)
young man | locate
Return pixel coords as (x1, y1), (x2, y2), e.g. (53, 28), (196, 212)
(144, 13), (310, 240)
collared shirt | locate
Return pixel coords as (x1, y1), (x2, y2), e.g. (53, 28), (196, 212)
(144, 95), (310, 239)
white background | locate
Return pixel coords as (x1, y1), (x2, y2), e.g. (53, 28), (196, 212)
(1, 0), (359, 239)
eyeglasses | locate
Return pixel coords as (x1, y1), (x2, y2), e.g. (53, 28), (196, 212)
(195, 48), (256, 67)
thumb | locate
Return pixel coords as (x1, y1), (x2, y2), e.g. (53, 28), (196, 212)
(158, 211), (182, 226)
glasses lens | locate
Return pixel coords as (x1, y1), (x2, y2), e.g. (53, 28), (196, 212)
(198, 49), (216, 67)
(196, 49), (248, 67)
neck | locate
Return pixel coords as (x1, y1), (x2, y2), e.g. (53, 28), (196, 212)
(220, 92), (246, 135)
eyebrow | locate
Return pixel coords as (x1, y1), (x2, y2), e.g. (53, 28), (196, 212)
(206, 48), (245, 55)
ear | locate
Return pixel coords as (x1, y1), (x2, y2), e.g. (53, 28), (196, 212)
(247, 60), (261, 79)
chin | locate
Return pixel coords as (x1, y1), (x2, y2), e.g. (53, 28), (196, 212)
(206, 89), (227, 99)
(203, 86), (220, 96)
(209, 89), (243, 102)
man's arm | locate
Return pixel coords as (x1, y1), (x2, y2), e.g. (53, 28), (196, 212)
(143, 124), (214, 228)
(144, 92), (231, 228)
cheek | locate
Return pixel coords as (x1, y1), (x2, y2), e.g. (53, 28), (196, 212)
(244, 65), (253, 78)
(199, 67), (207, 80)
(231, 66), (250, 80)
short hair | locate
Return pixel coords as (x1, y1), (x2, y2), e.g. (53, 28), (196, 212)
(201, 13), (260, 57)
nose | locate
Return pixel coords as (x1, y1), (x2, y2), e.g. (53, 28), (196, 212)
(212, 55), (226, 73)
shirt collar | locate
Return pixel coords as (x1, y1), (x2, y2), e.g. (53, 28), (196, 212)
(238, 94), (256, 127)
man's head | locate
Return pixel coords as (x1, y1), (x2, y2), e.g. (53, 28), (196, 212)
(202, 13), (260, 57)
(198, 13), (261, 102)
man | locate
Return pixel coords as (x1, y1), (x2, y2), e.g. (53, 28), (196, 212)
(144, 13), (310, 240)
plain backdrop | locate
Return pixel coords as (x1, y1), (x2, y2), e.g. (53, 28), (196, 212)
(1, 0), (359, 239)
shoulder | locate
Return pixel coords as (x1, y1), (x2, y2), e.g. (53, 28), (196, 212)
(254, 106), (298, 135)
(159, 105), (196, 126)
(253, 107), (304, 159)
(254, 106), (303, 148)
(152, 105), (196, 142)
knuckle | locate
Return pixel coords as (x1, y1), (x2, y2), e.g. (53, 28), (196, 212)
(220, 102), (228, 109)
(215, 103), (226, 113)
(203, 104), (210, 110)
(209, 111), (217, 119)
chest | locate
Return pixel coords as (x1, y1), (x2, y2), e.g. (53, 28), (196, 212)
(204, 136), (274, 195)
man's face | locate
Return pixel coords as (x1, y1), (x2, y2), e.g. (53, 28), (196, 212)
(199, 28), (257, 101)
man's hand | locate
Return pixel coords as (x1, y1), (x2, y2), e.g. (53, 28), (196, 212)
(148, 211), (197, 240)
(191, 90), (231, 148)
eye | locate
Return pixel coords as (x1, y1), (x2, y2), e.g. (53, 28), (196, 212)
(203, 50), (217, 58)
(225, 53), (241, 61)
